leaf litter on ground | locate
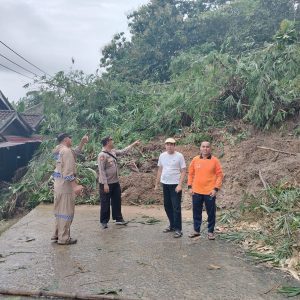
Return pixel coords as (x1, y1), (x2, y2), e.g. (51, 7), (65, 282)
(135, 217), (161, 225)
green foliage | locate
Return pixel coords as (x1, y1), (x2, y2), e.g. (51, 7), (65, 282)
(277, 286), (300, 297)
(219, 232), (248, 242)
(246, 251), (279, 264)
(233, 185), (300, 265)
(101, 0), (209, 82)
(1, 1), (299, 219)
(101, 0), (298, 82)
(275, 19), (299, 46)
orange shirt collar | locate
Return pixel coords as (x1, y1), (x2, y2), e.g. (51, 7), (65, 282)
(199, 154), (212, 159)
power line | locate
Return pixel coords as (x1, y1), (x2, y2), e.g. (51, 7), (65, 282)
(0, 63), (34, 80)
(0, 53), (39, 77)
(0, 40), (51, 77)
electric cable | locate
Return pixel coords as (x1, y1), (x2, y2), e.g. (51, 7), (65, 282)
(0, 62), (34, 80)
(0, 53), (39, 77)
(0, 40), (51, 77)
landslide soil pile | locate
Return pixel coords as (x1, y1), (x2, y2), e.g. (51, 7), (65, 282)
(119, 122), (300, 208)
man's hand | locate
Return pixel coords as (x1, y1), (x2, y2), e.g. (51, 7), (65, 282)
(209, 189), (217, 198)
(175, 184), (182, 193)
(81, 135), (89, 144)
(73, 184), (84, 196)
(104, 184), (109, 193)
(131, 140), (140, 147)
(154, 184), (159, 191)
(188, 188), (194, 196)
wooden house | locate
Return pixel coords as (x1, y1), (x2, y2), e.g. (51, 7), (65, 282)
(0, 91), (44, 182)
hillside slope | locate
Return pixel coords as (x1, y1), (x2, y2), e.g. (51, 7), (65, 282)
(118, 120), (300, 208)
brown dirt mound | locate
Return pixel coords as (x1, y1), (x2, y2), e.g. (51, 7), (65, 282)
(118, 123), (300, 208)
(120, 172), (162, 205)
(220, 133), (300, 207)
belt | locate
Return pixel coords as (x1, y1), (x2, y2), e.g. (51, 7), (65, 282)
(52, 172), (76, 181)
(52, 171), (62, 178)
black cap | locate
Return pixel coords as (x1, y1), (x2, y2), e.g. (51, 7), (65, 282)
(101, 136), (112, 146)
(57, 133), (71, 143)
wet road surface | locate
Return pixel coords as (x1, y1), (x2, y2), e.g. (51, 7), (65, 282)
(0, 204), (297, 299)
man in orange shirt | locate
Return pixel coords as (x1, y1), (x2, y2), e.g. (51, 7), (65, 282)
(187, 141), (224, 240)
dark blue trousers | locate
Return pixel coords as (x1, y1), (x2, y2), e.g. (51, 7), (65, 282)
(192, 193), (216, 233)
(163, 184), (182, 231)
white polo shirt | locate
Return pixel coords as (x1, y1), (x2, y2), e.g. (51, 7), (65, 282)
(158, 151), (186, 184)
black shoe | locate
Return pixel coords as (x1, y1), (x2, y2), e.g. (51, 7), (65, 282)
(101, 223), (108, 229)
(115, 219), (128, 225)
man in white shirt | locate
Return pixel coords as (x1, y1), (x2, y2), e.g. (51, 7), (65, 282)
(155, 138), (186, 238)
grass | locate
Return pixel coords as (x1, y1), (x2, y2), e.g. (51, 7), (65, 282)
(218, 185), (300, 271)
(218, 210), (239, 224)
(246, 251), (279, 265)
(219, 232), (248, 242)
(144, 199), (157, 205)
(277, 287), (300, 297)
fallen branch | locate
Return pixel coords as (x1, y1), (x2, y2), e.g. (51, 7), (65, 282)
(0, 288), (123, 300)
(257, 146), (298, 156)
(128, 162), (139, 173)
(132, 162), (139, 173)
(258, 170), (269, 190)
(271, 153), (279, 162)
(262, 284), (280, 295)
(258, 170), (277, 201)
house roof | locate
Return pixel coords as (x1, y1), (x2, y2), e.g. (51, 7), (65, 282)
(0, 110), (15, 127)
(5, 135), (42, 142)
(0, 135), (42, 149)
(0, 90), (14, 110)
(21, 114), (44, 131)
(23, 102), (44, 115)
(0, 141), (26, 148)
(0, 110), (33, 136)
(0, 90), (44, 139)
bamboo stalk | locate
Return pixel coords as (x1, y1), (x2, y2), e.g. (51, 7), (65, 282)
(257, 146), (298, 156)
(0, 288), (125, 300)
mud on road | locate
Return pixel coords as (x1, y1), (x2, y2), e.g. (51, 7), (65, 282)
(0, 204), (298, 300)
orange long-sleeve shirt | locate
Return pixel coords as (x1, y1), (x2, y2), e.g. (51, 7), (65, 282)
(188, 155), (224, 195)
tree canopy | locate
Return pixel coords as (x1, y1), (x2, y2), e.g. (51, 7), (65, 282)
(100, 0), (299, 82)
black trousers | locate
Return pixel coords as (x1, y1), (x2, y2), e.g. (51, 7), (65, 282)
(162, 184), (182, 231)
(192, 193), (216, 233)
(99, 182), (123, 224)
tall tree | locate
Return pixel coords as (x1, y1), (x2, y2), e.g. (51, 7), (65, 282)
(101, 0), (208, 82)
(100, 0), (299, 83)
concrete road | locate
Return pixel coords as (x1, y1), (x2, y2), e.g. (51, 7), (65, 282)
(0, 204), (297, 299)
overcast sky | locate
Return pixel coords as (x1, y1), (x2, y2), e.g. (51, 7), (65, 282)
(0, 0), (149, 102)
